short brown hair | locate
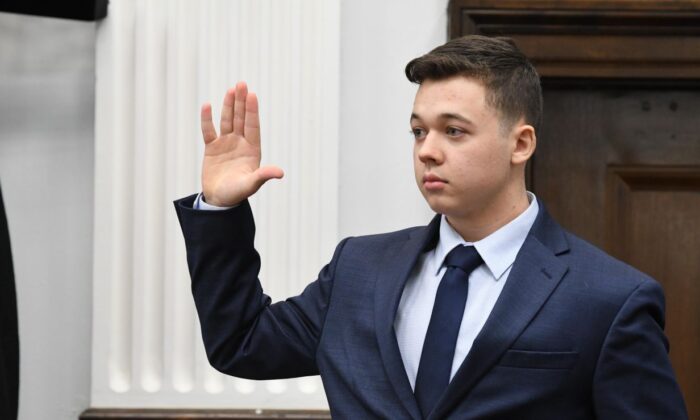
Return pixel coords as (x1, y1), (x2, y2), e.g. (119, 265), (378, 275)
(405, 35), (543, 132)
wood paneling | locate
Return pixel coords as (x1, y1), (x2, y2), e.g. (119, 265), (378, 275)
(530, 48), (700, 420)
(450, 0), (700, 78)
(606, 167), (700, 409)
(533, 86), (700, 246)
(533, 86), (700, 419)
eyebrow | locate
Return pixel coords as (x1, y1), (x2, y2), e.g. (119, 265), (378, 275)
(410, 112), (475, 126)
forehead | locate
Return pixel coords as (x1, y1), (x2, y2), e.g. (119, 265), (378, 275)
(412, 76), (491, 118)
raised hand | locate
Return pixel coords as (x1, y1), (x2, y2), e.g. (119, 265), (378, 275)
(200, 82), (284, 207)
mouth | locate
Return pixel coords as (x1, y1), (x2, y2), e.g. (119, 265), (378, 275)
(422, 173), (447, 191)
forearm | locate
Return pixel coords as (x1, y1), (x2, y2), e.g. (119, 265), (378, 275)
(174, 195), (336, 379)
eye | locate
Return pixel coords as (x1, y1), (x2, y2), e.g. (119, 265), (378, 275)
(446, 126), (465, 137)
(410, 127), (427, 140)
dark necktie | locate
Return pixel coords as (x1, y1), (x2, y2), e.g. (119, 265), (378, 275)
(414, 245), (483, 418)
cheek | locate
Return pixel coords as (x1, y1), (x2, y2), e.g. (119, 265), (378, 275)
(413, 145), (425, 167)
(454, 143), (509, 184)
(413, 152), (424, 186)
(476, 137), (511, 169)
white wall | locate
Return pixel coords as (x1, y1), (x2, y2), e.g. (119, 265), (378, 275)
(90, 0), (339, 408)
(339, 0), (449, 238)
(0, 13), (95, 420)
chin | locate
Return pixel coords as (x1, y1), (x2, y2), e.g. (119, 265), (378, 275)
(424, 195), (480, 220)
(423, 196), (455, 216)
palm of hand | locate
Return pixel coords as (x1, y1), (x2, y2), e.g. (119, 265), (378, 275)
(200, 82), (283, 207)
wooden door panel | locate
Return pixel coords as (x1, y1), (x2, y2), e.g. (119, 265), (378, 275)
(534, 87), (700, 417)
(534, 87), (700, 244)
(606, 167), (700, 413)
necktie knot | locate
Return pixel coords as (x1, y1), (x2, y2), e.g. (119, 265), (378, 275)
(444, 245), (482, 275)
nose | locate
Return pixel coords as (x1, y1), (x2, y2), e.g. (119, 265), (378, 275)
(417, 132), (444, 165)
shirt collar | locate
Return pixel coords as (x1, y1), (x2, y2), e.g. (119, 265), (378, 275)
(433, 192), (540, 280)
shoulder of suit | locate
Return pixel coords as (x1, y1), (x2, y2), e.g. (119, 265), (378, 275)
(342, 225), (425, 246)
(560, 230), (658, 294)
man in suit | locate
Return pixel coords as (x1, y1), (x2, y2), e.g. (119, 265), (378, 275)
(175, 36), (687, 418)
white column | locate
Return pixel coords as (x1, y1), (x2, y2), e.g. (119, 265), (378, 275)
(92, 0), (339, 409)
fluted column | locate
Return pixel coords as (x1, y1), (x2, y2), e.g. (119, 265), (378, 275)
(92, 0), (339, 408)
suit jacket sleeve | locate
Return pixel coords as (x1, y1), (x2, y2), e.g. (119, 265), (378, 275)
(174, 194), (347, 380)
(592, 279), (688, 419)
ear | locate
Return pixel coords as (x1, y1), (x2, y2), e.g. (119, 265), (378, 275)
(510, 122), (536, 165)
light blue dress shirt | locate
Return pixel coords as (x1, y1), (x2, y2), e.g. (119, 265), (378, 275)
(394, 193), (539, 390)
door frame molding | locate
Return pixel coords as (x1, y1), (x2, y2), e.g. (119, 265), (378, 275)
(449, 0), (700, 79)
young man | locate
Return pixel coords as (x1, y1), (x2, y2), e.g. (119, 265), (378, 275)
(175, 36), (687, 419)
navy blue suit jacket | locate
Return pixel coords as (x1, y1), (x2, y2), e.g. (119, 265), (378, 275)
(175, 194), (687, 419)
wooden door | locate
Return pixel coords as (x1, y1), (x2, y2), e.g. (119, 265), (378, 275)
(451, 1), (700, 417)
(537, 82), (700, 417)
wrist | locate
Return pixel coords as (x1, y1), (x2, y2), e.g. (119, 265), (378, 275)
(198, 194), (237, 210)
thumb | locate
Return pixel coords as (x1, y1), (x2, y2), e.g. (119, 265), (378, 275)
(252, 165), (284, 188)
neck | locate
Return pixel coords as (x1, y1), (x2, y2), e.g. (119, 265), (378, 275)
(446, 186), (530, 243)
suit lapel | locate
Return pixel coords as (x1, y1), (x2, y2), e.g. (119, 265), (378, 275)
(374, 216), (440, 420)
(428, 202), (571, 419)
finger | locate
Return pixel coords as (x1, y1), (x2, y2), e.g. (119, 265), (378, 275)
(220, 87), (235, 135)
(201, 103), (218, 144)
(233, 81), (248, 135)
(244, 92), (260, 145)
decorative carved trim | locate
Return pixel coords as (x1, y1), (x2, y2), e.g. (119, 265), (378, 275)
(540, 77), (700, 89)
(80, 408), (331, 420)
(449, 0), (700, 79)
(456, 10), (700, 36)
(452, 0), (700, 12)
(609, 166), (700, 190)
